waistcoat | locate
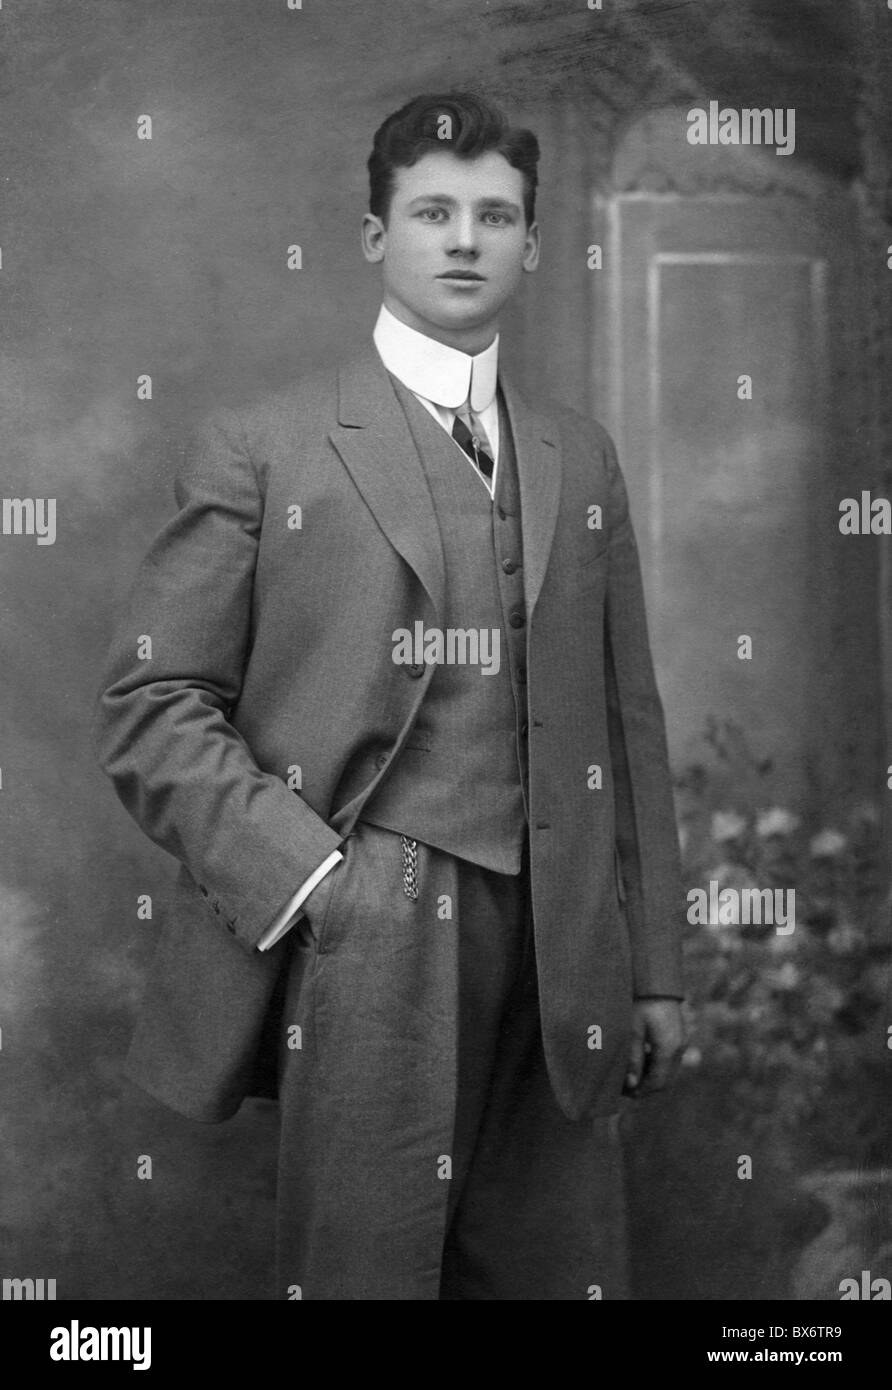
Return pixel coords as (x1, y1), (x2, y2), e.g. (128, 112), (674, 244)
(360, 378), (529, 873)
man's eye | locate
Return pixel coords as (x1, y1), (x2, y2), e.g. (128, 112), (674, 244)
(420, 208), (446, 221)
(483, 212), (509, 225)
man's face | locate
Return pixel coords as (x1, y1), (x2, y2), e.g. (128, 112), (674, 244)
(362, 149), (539, 350)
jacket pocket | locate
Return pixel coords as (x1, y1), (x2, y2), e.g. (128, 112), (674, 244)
(304, 846), (348, 954)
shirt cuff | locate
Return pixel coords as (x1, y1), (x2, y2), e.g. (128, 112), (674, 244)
(256, 849), (344, 952)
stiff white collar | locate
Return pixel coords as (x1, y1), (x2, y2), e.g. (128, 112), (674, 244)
(373, 304), (499, 414)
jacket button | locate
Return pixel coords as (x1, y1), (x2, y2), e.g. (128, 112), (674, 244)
(407, 662), (425, 678)
(374, 752), (389, 770)
(502, 558), (518, 574)
(509, 610), (526, 629)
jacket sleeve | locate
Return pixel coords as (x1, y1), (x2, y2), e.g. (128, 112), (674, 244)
(93, 406), (343, 954)
(600, 426), (686, 998)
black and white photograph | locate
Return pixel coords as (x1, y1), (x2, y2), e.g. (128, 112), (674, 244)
(1, 0), (891, 1350)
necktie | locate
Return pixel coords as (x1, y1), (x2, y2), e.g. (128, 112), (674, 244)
(452, 410), (495, 483)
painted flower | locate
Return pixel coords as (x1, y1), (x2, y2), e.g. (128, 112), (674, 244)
(711, 810), (747, 844)
(809, 829), (847, 859)
(755, 807), (801, 839)
(826, 920), (866, 956)
(768, 961), (800, 992)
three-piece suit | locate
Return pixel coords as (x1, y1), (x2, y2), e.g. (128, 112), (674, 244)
(95, 340), (683, 1299)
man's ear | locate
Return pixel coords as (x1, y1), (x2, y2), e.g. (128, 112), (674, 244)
(522, 220), (541, 274)
(362, 213), (386, 264)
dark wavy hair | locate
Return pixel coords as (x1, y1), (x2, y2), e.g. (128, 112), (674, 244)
(368, 91), (540, 226)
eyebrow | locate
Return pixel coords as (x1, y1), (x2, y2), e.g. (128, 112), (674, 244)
(406, 194), (521, 213)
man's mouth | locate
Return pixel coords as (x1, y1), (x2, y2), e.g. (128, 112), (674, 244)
(438, 271), (486, 281)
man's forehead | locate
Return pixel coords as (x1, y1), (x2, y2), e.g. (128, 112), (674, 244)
(392, 149), (524, 200)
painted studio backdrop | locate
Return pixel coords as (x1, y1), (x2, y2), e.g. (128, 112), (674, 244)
(2, 0), (891, 1300)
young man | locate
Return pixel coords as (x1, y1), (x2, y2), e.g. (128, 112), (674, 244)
(96, 92), (685, 1300)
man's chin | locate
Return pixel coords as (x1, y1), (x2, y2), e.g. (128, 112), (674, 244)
(385, 294), (504, 345)
(422, 299), (502, 334)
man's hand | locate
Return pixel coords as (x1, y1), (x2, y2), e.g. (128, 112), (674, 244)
(623, 999), (686, 1098)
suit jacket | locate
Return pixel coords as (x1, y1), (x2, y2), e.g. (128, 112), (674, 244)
(95, 346), (684, 1124)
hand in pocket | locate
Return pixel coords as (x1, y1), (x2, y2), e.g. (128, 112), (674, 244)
(302, 862), (340, 930)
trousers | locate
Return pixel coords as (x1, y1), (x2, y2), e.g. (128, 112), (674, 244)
(275, 820), (628, 1300)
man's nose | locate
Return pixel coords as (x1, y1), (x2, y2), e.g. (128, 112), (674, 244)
(446, 211), (479, 257)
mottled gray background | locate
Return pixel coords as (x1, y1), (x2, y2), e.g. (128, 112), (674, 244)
(1, 0), (890, 1300)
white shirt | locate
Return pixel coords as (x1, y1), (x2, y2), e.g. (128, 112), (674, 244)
(373, 303), (501, 493)
(258, 306), (501, 951)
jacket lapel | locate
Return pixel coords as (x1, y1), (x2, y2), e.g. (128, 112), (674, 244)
(329, 349), (446, 622)
(499, 374), (563, 617)
(329, 348), (563, 623)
